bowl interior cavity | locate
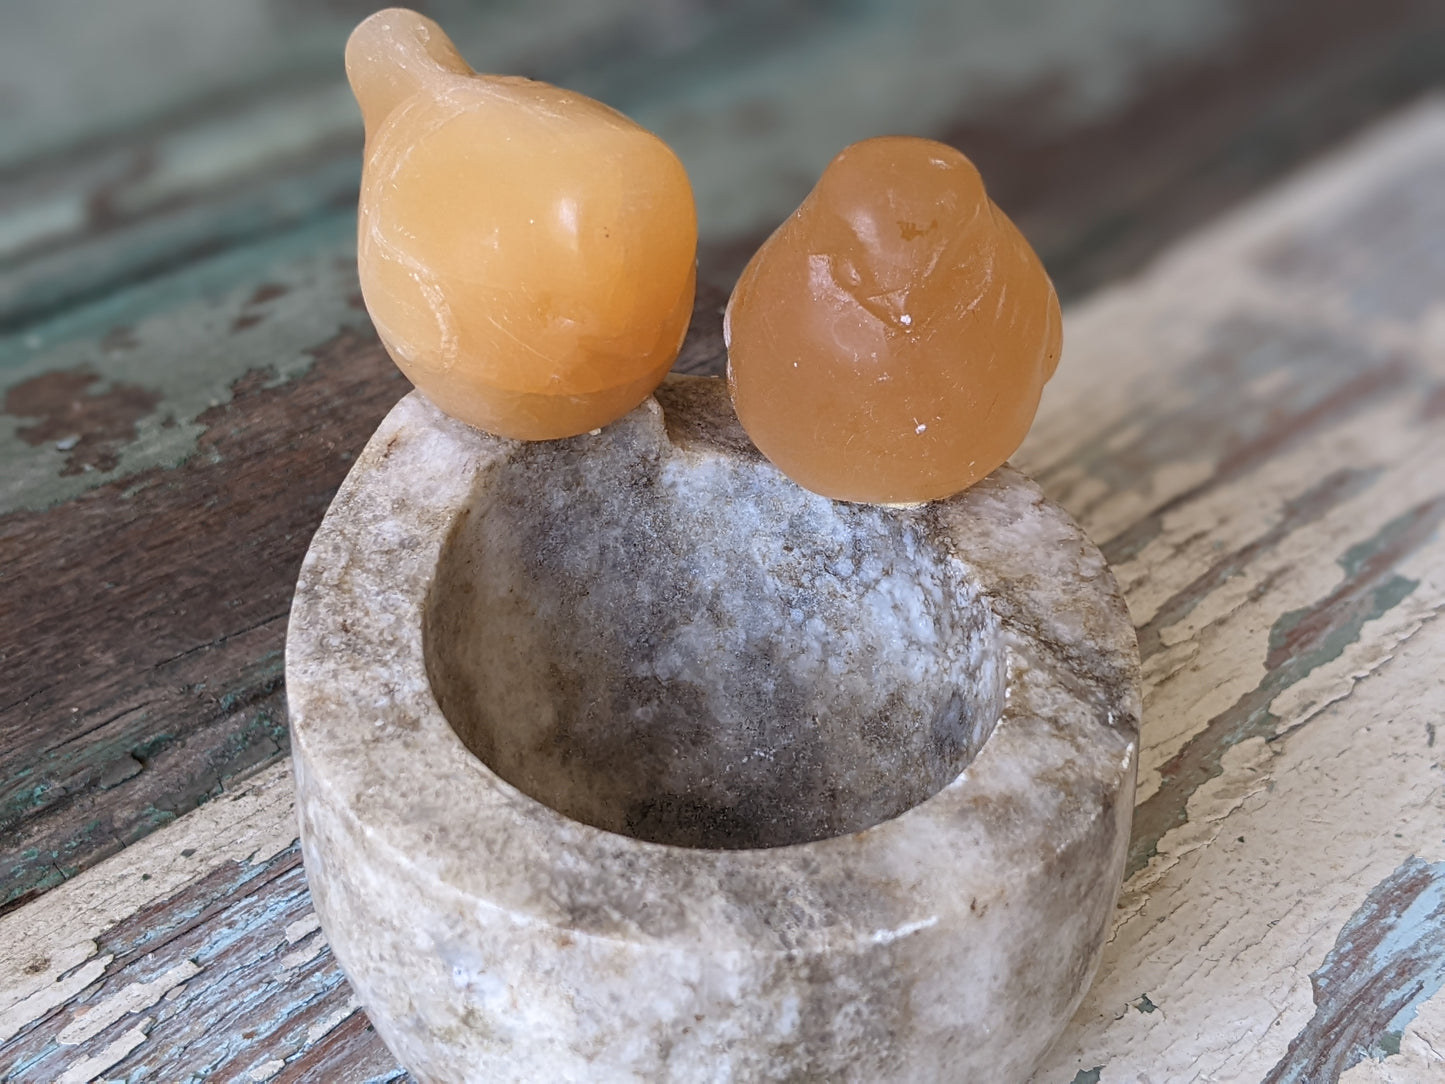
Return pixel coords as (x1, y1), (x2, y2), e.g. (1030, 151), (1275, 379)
(425, 408), (1004, 849)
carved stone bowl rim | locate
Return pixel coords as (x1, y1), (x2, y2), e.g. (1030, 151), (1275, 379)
(285, 375), (1140, 962)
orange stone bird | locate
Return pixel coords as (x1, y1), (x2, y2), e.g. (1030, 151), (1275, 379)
(347, 8), (697, 440)
(726, 136), (1062, 504)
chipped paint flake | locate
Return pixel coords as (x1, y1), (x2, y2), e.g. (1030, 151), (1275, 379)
(55, 1017), (152, 1084)
(57, 958), (200, 1046)
(0, 954), (111, 1043)
(284, 913), (321, 944)
(305, 995), (359, 1045)
(280, 937), (325, 971)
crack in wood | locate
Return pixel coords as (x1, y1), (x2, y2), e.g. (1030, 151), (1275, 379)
(1127, 492), (1445, 877)
(1262, 856), (1445, 1082)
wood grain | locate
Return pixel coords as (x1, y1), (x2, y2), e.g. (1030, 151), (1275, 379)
(0, 764), (403, 1081)
(944, 0), (1445, 300)
(4, 96), (1445, 1083)
(3, 1), (1445, 1079)
(8, 0), (1438, 912)
(1023, 98), (1445, 1081)
(1262, 855), (1445, 1082)
(0, 329), (406, 913)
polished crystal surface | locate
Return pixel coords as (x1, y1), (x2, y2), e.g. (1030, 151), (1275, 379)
(348, 8), (697, 440)
(726, 136), (1062, 503)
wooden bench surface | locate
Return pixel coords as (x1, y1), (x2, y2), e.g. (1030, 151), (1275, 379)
(3, 2), (1445, 1080)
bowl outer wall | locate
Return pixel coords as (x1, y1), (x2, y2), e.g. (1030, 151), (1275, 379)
(285, 381), (1140, 1083)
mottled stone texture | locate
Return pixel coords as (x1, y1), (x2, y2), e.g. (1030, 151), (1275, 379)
(427, 382), (1001, 850)
(286, 376), (1139, 1083)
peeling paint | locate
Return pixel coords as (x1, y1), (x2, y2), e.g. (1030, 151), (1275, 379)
(1262, 857), (1445, 1082)
(0, 214), (365, 514)
(1031, 97), (1445, 1082)
(1128, 495), (1445, 877)
(57, 958), (199, 1046)
(56, 1017), (152, 1084)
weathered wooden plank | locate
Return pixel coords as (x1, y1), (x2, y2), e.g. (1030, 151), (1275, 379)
(0, 0), (723, 171)
(0, 268), (734, 915)
(6, 97), (1445, 1082)
(1024, 97), (1445, 1080)
(7, 1), (1442, 327)
(0, 325), (407, 911)
(3, 4), (1445, 1075)
(942, 0), (1445, 300)
(0, 763), (405, 1081)
(5, 0), (1440, 514)
(7, 0), (1436, 916)
(0, 0), (724, 330)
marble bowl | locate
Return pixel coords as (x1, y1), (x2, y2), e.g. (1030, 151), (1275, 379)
(285, 375), (1139, 1083)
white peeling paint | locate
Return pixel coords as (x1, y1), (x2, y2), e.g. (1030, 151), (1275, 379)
(0, 762), (296, 1039)
(280, 938), (325, 972)
(57, 959), (200, 1047)
(1029, 98), (1445, 1082)
(247, 1058), (287, 1081)
(305, 995), (360, 1045)
(0, 954), (111, 1043)
(56, 1016), (152, 1084)
(284, 913), (321, 944)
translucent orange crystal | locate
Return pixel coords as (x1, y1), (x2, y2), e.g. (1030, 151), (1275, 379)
(725, 136), (1062, 504)
(347, 9), (697, 440)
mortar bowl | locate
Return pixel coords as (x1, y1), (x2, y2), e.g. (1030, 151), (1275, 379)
(285, 374), (1139, 1083)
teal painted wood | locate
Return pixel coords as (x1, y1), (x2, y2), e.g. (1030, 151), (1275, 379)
(0, 326), (408, 912)
(1023, 98), (1445, 1079)
(1263, 856), (1445, 1081)
(1, 838), (408, 1082)
(4, 0), (1440, 511)
(1, 212), (365, 513)
(3, 0), (1445, 1079)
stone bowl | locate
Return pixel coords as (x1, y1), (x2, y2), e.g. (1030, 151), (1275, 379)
(285, 375), (1139, 1083)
